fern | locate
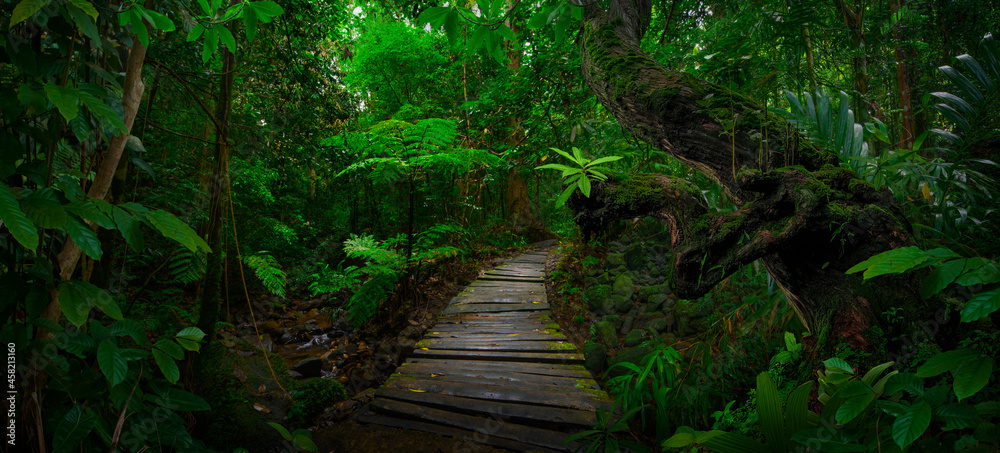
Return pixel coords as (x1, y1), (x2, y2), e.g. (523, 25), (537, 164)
(343, 273), (396, 328)
(244, 252), (287, 298)
(168, 249), (206, 284)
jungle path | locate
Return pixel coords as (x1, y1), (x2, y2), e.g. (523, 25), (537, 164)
(355, 251), (613, 452)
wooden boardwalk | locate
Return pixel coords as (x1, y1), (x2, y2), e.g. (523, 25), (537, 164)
(356, 251), (613, 452)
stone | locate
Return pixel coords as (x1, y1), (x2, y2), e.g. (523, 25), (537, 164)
(595, 321), (618, 347)
(290, 357), (323, 378)
(258, 334), (275, 353)
(606, 253), (625, 268)
(647, 294), (668, 311)
(610, 295), (632, 313)
(624, 329), (649, 347)
(638, 283), (670, 302)
(624, 245), (645, 270)
(399, 326), (422, 340)
(607, 344), (654, 378)
(621, 315), (634, 335)
(583, 342), (607, 375)
(612, 274), (635, 300)
(646, 316), (671, 333)
(583, 285), (613, 312)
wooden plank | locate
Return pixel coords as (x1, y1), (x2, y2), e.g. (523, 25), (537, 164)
(392, 364), (601, 390)
(442, 303), (550, 314)
(377, 379), (610, 412)
(376, 387), (598, 429)
(415, 339), (577, 352)
(475, 276), (546, 283)
(411, 348), (584, 364)
(367, 400), (578, 451)
(403, 358), (593, 379)
(353, 413), (563, 453)
(423, 332), (567, 341)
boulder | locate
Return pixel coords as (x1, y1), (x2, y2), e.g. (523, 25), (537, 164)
(290, 357), (323, 378)
(624, 245), (645, 270)
(583, 285), (613, 312)
(646, 316), (671, 333)
(594, 321), (618, 347)
(609, 295), (632, 313)
(647, 294), (668, 311)
(612, 274), (635, 300)
(583, 342), (607, 375)
(607, 344), (654, 378)
(624, 329), (649, 347)
(606, 253), (625, 268)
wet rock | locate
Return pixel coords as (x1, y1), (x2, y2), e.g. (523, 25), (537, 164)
(583, 285), (613, 312)
(595, 321), (618, 347)
(399, 326), (422, 341)
(288, 370), (303, 379)
(647, 294), (668, 311)
(258, 334), (275, 353)
(624, 245), (645, 270)
(303, 320), (319, 332)
(277, 330), (295, 345)
(608, 344), (654, 378)
(291, 357), (324, 378)
(621, 315), (634, 335)
(609, 295), (631, 313)
(612, 274), (635, 300)
(583, 342), (607, 375)
(647, 316), (671, 333)
(606, 253), (625, 269)
(624, 329), (649, 347)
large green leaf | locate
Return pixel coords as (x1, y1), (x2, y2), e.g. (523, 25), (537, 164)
(935, 403), (981, 430)
(417, 6), (450, 27)
(786, 381), (815, 436)
(697, 430), (771, 453)
(756, 372), (786, 451)
(21, 194), (67, 229)
(10, 0), (51, 28)
(0, 182), (38, 251)
(145, 387), (210, 411)
(152, 348), (180, 384)
(43, 83), (81, 121)
(846, 246), (930, 280)
(97, 339), (127, 386)
(65, 200), (115, 229)
(961, 288), (1000, 322)
(145, 209), (210, 253)
(112, 206), (144, 250)
(52, 404), (97, 453)
(79, 91), (127, 134)
(176, 327), (206, 341)
(251, 0), (283, 21)
(110, 319), (146, 344)
(836, 392), (876, 425)
(920, 259), (966, 298)
(58, 280), (123, 326)
(243, 4), (258, 41)
(916, 348), (977, 378)
(892, 400), (931, 448)
(65, 216), (102, 260)
(953, 355), (994, 400)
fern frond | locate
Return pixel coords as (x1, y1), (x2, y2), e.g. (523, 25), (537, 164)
(169, 248), (206, 284)
(244, 252), (287, 298)
(343, 273), (396, 328)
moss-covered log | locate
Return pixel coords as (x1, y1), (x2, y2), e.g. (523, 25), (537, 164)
(576, 0), (952, 355)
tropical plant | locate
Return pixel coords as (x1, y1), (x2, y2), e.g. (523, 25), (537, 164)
(536, 147), (623, 207)
(773, 89), (868, 176)
(564, 405), (651, 453)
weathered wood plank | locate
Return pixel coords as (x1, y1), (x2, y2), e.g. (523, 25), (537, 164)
(403, 358), (593, 378)
(392, 364), (601, 390)
(423, 332), (567, 341)
(381, 378), (610, 411)
(442, 303), (550, 314)
(411, 348), (584, 364)
(375, 388), (599, 429)
(353, 413), (564, 453)
(415, 338), (577, 352)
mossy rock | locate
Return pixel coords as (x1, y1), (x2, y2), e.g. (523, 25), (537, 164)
(583, 285), (613, 312)
(595, 321), (618, 348)
(287, 378), (347, 425)
(624, 244), (645, 270)
(194, 337), (294, 451)
(583, 342), (607, 375)
(638, 283), (670, 302)
(607, 344), (655, 378)
(624, 329), (649, 347)
(647, 316), (671, 333)
(608, 295), (631, 313)
(647, 293), (668, 311)
(605, 253), (625, 268)
(612, 274), (635, 300)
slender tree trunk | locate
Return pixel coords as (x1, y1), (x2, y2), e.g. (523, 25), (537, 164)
(197, 35), (236, 347)
(835, 0), (869, 123)
(891, 0), (916, 151)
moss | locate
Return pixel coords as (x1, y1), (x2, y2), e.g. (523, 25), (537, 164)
(287, 378), (347, 426)
(608, 178), (663, 211)
(194, 338), (293, 450)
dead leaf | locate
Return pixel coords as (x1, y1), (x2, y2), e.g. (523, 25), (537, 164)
(253, 403), (271, 413)
(409, 389), (427, 393)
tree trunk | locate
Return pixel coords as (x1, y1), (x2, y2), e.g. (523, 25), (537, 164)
(891, 0), (916, 151)
(197, 37), (236, 347)
(576, 0), (942, 355)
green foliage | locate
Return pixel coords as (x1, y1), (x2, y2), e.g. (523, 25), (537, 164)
(846, 246), (1000, 322)
(774, 89), (868, 175)
(244, 252), (287, 298)
(267, 422), (319, 453)
(565, 405), (652, 453)
(287, 378), (347, 425)
(536, 147), (623, 207)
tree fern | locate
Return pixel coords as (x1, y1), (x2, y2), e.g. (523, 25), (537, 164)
(168, 249), (206, 285)
(244, 252), (287, 298)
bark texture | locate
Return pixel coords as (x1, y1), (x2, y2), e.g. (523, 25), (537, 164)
(576, 0), (940, 349)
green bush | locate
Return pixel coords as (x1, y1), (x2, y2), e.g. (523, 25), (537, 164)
(287, 378), (348, 425)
